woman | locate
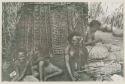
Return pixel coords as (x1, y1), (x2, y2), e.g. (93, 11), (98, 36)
(65, 32), (89, 81)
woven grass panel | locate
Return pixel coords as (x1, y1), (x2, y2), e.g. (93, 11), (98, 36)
(50, 6), (68, 55)
(3, 3), (88, 58)
(50, 3), (88, 55)
(2, 2), (24, 61)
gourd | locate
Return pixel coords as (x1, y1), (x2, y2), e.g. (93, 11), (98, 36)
(100, 24), (112, 32)
(112, 27), (123, 37)
(89, 44), (109, 60)
(100, 24), (107, 32)
(107, 52), (117, 61)
(106, 24), (112, 32)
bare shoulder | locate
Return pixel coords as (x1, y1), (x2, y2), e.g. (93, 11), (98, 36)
(64, 45), (70, 60)
(65, 45), (70, 53)
(65, 45), (70, 50)
(15, 60), (20, 65)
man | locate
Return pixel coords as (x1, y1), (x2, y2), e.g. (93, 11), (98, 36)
(65, 32), (89, 81)
(31, 50), (63, 81)
(85, 20), (102, 46)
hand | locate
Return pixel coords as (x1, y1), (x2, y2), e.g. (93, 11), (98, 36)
(44, 77), (48, 81)
(81, 66), (86, 70)
(71, 76), (77, 81)
(73, 72), (80, 79)
(26, 61), (30, 64)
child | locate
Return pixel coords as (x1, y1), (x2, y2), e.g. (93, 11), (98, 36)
(11, 51), (32, 81)
(32, 52), (63, 81)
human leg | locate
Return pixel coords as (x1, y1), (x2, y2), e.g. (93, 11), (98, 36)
(39, 61), (44, 81)
(44, 63), (63, 81)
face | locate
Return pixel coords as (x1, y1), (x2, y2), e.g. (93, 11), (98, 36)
(91, 24), (100, 33)
(44, 58), (50, 66)
(72, 36), (82, 46)
(18, 52), (25, 61)
(44, 58), (50, 63)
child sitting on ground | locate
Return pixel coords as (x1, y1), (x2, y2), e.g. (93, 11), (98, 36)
(31, 50), (63, 81)
(11, 50), (32, 81)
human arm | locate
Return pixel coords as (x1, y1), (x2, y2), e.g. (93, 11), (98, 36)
(65, 55), (76, 81)
(85, 39), (101, 46)
(85, 33), (102, 46)
(16, 61), (30, 81)
(11, 63), (20, 81)
(80, 46), (89, 69)
(39, 61), (44, 81)
(65, 47), (76, 81)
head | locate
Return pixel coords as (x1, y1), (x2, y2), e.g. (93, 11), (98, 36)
(68, 32), (82, 46)
(34, 46), (41, 56)
(43, 57), (50, 66)
(44, 57), (50, 63)
(17, 51), (25, 61)
(89, 20), (101, 33)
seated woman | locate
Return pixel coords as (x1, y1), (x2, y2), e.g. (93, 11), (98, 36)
(65, 32), (89, 81)
(32, 50), (63, 81)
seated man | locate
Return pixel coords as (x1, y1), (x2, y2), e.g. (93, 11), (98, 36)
(32, 52), (63, 81)
(85, 20), (102, 46)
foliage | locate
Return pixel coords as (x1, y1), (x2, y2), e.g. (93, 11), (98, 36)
(2, 2), (24, 61)
(88, 2), (123, 29)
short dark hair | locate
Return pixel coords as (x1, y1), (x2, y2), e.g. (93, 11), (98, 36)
(18, 48), (25, 54)
(89, 20), (101, 28)
(68, 32), (81, 44)
(44, 56), (50, 60)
